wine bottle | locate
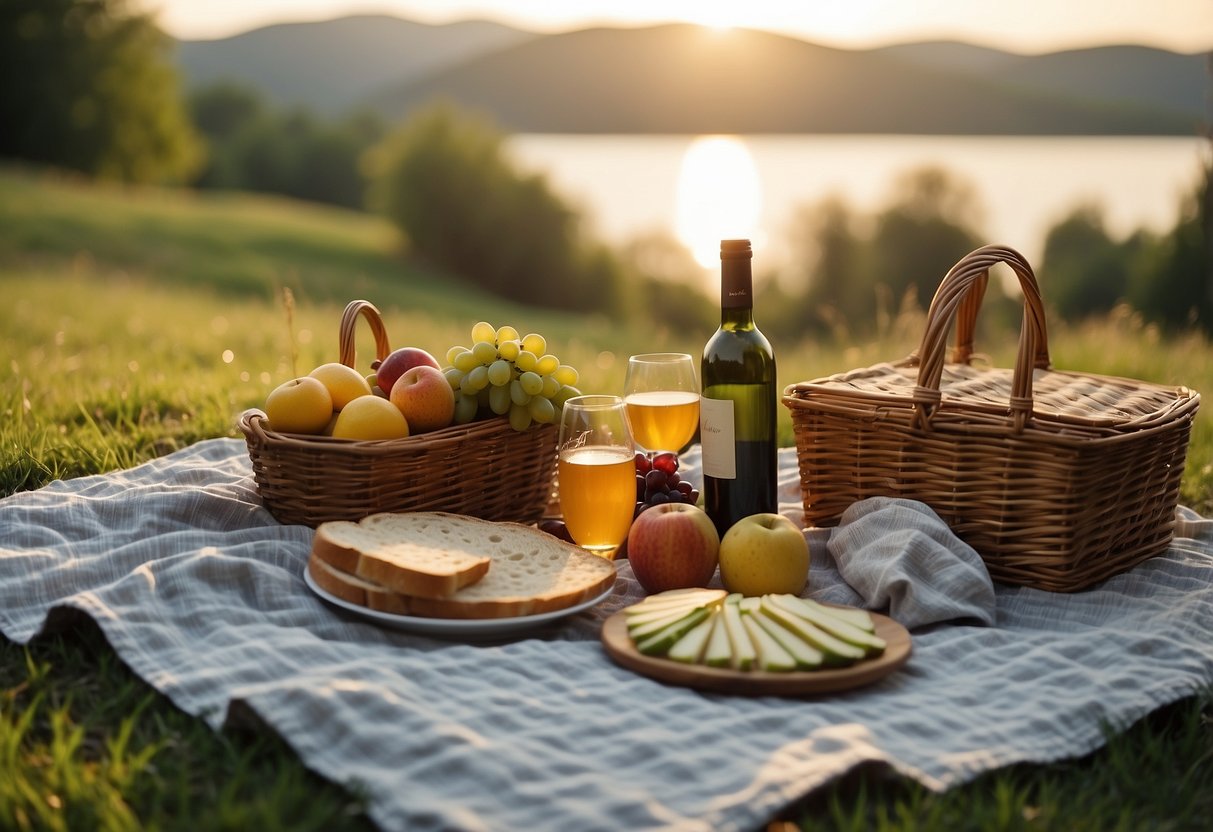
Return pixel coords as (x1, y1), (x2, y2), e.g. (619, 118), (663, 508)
(700, 239), (778, 538)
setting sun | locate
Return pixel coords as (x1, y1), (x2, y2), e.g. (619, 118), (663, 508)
(675, 135), (763, 268)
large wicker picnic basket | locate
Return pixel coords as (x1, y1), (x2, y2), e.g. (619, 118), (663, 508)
(240, 300), (558, 528)
(783, 245), (1200, 592)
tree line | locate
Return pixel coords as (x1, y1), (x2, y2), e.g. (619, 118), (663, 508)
(2, 0), (1210, 337)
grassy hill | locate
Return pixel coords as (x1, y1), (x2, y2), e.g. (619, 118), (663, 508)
(2, 164), (1210, 511)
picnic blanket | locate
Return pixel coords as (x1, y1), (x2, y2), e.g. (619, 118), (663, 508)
(2, 438), (1212, 832)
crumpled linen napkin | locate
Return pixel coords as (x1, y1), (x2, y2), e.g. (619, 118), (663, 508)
(826, 497), (998, 629)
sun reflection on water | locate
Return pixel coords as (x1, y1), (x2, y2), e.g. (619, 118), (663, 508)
(675, 135), (763, 269)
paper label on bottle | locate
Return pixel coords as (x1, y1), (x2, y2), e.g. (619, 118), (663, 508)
(699, 397), (736, 479)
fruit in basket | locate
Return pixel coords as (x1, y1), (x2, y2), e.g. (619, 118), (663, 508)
(388, 365), (455, 433)
(440, 322), (582, 432)
(718, 514), (810, 596)
(308, 362), (373, 410)
(264, 377), (333, 434)
(331, 395), (410, 440)
(375, 347), (441, 397)
(626, 503), (720, 594)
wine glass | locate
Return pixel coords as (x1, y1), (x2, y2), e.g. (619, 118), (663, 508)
(623, 353), (701, 455)
(557, 395), (637, 558)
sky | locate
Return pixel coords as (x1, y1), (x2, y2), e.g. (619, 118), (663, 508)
(143, 0), (1213, 53)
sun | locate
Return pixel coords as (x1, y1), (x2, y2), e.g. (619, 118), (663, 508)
(674, 136), (763, 269)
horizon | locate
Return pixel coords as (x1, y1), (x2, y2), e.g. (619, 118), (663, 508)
(143, 0), (1213, 54)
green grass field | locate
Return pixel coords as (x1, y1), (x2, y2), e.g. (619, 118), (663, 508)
(2, 166), (1210, 830)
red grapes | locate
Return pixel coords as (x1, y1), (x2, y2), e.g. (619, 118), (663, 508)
(634, 451), (699, 519)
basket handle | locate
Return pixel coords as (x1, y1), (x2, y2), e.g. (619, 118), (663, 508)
(912, 245), (1051, 433)
(338, 300), (392, 369)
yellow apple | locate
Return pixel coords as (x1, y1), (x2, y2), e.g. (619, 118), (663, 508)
(309, 362), (373, 410)
(718, 513), (809, 596)
(389, 365), (455, 433)
(331, 395), (410, 440)
(264, 377), (333, 434)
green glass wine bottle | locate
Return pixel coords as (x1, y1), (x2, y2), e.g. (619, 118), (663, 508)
(699, 239), (778, 538)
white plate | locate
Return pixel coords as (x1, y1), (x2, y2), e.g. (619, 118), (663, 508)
(303, 567), (616, 638)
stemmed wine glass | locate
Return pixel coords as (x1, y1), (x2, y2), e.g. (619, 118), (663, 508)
(557, 395), (637, 558)
(623, 353), (700, 456)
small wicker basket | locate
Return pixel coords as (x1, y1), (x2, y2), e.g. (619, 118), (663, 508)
(240, 300), (558, 528)
(783, 245), (1200, 592)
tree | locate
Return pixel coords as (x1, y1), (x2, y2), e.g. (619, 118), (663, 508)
(868, 167), (985, 313)
(0, 0), (201, 182)
(1128, 158), (1213, 329)
(1039, 203), (1139, 319)
(365, 102), (631, 315)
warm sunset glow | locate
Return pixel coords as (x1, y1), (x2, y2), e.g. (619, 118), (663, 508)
(675, 136), (763, 269)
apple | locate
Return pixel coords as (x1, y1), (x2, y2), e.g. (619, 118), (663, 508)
(263, 376), (333, 434)
(376, 347), (440, 398)
(388, 364), (455, 433)
(718, 513), (810, 597)
(626, 503), (720, 594)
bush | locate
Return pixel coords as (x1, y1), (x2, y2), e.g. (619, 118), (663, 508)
(364, 102), (631, 316)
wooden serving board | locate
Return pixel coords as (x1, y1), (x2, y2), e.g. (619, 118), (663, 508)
(600, 607), (912, 696)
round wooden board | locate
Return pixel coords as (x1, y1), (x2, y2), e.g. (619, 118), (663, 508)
(600, 607), (912, 696)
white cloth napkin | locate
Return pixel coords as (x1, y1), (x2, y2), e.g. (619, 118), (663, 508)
(827, 497), (998, 629)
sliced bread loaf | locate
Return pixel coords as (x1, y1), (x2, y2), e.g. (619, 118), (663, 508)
(307, 554), (413, 615)
(312, 512), (493, 599)
(308, 512), (618, 619)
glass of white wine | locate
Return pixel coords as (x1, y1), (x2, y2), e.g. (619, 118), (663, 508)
(557, 395), (637, 558)
(623, 353), (701, 455)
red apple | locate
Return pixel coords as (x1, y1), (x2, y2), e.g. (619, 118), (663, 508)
(376, 347), (440, 397)
(389, 364), (455, 433)
(626, 503), (721, 594)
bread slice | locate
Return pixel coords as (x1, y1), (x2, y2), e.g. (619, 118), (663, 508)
(307, 554), (414, 615)
(312, 513), (493, 599)
(308, 512), (618, 619)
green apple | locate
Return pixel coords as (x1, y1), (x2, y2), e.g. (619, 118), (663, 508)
(759, 596), (868, 665)
(718, 513), (810, 596)
(667, 615), (716, 664)
(637, 607), (710, 655)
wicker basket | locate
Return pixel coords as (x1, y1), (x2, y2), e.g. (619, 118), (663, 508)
(240, 300), (558, 528)
(783, 245), (1200, 592)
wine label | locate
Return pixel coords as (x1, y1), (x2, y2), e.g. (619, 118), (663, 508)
(699, 397), (736, 479)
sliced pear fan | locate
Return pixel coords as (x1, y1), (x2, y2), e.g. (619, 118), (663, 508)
(621, 591), (882, 674)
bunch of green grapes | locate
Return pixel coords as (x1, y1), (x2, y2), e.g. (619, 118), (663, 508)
(442, 322), (582, 432)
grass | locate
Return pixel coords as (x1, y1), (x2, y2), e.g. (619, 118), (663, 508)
(2, 165), (1212, 830)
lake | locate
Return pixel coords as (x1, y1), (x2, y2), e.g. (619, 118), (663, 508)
(508, 134), (1209, 281)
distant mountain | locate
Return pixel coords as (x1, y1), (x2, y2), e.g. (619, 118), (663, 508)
(371, 24), (1202, 134)
(174, 16), (1210, 134)
(879, 41), (1208, 125)
(174, 15), (534, 114)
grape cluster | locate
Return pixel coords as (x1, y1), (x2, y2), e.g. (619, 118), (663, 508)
(634, 452), (699, 518)
(442, 322), (581, 432)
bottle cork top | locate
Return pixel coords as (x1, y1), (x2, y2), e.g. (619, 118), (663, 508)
(720, 239), (752, 260)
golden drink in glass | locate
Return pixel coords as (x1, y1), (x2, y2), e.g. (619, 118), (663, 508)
(623, 353), (700, 454)
(557, 395), (636, 557)
(558, 446), (636, 555)
(624, 390), (701, 453)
